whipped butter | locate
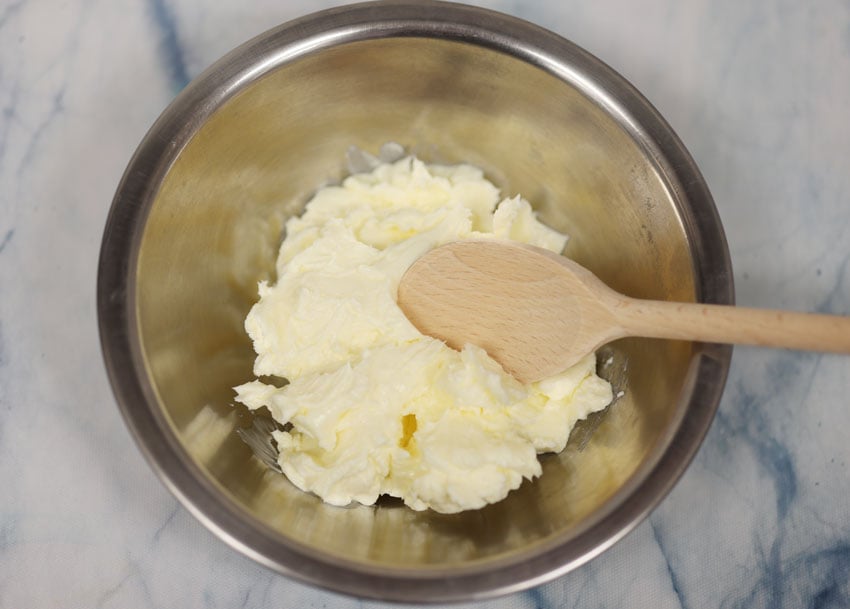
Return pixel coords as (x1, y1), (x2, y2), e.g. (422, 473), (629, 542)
(235, 156), (613, 513)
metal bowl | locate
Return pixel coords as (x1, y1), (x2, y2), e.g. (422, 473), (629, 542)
(97, 0), (732, 602)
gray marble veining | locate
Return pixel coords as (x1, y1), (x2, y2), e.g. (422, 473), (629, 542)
(1, 1), (848, 607)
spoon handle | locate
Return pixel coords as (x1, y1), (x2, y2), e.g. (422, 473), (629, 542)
(615, 298), (850, 353)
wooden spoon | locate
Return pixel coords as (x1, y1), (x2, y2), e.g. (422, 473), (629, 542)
(397, 240), (850, 384)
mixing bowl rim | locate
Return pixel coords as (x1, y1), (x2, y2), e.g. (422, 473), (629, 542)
(97, 0), (733, 602)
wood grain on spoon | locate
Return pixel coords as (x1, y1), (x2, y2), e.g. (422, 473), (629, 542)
(396, 240), (850, 383)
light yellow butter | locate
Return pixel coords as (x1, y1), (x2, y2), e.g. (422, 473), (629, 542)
(235, 156), (613, 513)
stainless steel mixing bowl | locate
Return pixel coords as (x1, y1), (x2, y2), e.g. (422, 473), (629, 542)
(97, 0), (733, 602)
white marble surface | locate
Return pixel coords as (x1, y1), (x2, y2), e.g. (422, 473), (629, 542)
(2, 0), (849, 607)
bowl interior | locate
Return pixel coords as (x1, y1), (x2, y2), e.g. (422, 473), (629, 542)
(135, 36), (699, 571)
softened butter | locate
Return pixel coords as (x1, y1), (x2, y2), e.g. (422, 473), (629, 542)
(235, 156), (613, 513)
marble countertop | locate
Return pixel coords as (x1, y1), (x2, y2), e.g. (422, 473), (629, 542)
(2, 1), (849, 607)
